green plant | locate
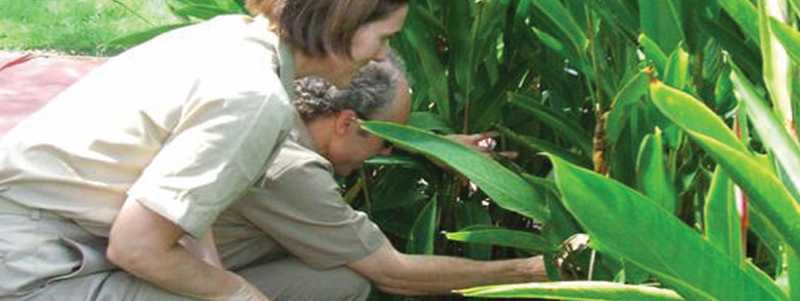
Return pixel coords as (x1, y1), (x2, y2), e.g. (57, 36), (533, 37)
(115, 0), (800, 300)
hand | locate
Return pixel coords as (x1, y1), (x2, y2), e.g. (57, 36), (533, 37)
(446, 132), (518, 159)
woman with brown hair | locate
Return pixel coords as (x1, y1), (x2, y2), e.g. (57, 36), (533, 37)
(0, 1), (407, 300)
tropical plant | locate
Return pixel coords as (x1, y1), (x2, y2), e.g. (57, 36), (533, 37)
(112, 0), (800, 300)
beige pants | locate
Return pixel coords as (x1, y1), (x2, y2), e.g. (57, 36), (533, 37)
(0, 212), (371, 301)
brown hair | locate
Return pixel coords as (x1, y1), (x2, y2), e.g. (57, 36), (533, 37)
(245, 0), (407, 58)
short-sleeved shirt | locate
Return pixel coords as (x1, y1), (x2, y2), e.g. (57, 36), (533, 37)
(0, 15), (296, 238)
(213, 119), (387, 270)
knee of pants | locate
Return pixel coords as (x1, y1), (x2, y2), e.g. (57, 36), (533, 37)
(334, 268), (372, 301)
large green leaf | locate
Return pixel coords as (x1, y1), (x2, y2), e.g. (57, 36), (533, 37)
(791, 248), (800, 300)
(406, 196), (438, 255)
(549, 155), (787, 300)
(651, 79), (800, 258)
(758, 0), (793, 126)
(663, 47), (690, 90)
(401, 5), (451, 122)
(362, 121), (549, 222)
(718, 0), (761, 42)
(649, 80), (746, 153)
(459, 281), (684, 301)
(445, 227), (558, 253)
(530, 0), (588, 56)
(607, 70), (649, 145)
(455, 201), (493, 260)
(703, 167), (743, 262)
(639, 34), (668, 73)
(635, 129), (677, 214)
(639, 0), (684, 53)
(689, 133), (800, 261)
(770, 17), (800, 65)
(730, 66), (800, 199)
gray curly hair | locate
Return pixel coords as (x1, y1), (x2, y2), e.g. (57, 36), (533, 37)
(293, 54), (405, 122)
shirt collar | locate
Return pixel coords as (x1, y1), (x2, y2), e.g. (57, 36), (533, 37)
(289, 115), (317, 151)
(249, 15), (296, 98)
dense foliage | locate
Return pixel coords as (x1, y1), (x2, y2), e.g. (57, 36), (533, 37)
(113, 0), (800, 300)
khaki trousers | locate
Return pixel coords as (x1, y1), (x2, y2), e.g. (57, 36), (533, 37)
(0, 206), (371, 301)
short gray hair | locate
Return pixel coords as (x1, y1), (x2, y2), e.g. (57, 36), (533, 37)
(293, 54), (404, 122)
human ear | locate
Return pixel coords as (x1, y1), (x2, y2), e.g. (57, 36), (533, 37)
(335, 110), (359, 134)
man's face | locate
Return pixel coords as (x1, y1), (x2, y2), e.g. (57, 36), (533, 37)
(328, 77), (411, 176)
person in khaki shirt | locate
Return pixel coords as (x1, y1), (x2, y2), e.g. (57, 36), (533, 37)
(211, 57), (547, 301)
(0, 1), (409, 300)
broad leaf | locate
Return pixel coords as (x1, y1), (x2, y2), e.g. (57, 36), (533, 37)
(406, 196), (438, 255)
(550, 155), (787, 301)
(636, 129), (677, 214)
(704, 167), (743, 262)
(363, 121), (549, 222)
(759, 1), (793, 126)
(718, 0), (761, 42)
(639, 0), (684, 53)
(689, 133), (800, 261)
(639, 34), (668, 73)
(459, 281), (684, 301)
(730, 65), (800, 198)
(663, 47), (690, 89)
(530, 0), (588, 55)
(649, 80), (746, 154)
(770, 17), (800, 65)
(445, 227), (558, 253)
(608, 70), (649, 145)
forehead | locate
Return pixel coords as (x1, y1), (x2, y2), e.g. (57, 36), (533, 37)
(368, 5), (408, 34)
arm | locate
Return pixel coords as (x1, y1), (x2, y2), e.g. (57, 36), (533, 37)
(347, 240), (547, 296)
(179, 230), (224, 268)
(107, 199), (268, 301)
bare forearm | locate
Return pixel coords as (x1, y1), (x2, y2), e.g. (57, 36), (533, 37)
(378, 255), (546, 295)
(108, 199), (263, 301)
(121, 243), (242, 300)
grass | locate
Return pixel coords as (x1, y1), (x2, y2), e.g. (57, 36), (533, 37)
(0, 0), (179, 56)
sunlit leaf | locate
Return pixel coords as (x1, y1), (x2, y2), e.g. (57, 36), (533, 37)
(446, 227), (558, 253)
(636, 129), (677, 214)
(459, 281), (684, 300)
(704, 167), (743, 262)
(550, 155), (787, 300)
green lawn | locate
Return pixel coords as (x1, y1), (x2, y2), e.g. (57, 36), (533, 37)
(0, 0), (178, 56)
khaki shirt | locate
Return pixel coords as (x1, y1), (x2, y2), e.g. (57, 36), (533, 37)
(214, 120), (387, 270)
(0, 15), (296, 238)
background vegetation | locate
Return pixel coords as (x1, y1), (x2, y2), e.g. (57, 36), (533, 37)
(13, 0), (800, 300)
(0, 0), (176, 55)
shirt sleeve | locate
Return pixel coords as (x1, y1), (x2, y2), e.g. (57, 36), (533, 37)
(127, 88), (294, 239)
(235, 159), (387, 269)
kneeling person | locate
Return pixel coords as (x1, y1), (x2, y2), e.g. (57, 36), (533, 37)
(213, 58), (546, 300)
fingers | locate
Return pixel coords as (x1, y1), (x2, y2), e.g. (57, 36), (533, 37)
(446, 132), (517, 159)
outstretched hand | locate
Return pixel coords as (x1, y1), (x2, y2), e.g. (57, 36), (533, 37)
(446, 132), (518, 160)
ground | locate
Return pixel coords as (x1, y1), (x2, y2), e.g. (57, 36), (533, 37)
(0, 0), (177, 56)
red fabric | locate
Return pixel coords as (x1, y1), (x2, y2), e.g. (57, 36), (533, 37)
(0, 52), (105, 135)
